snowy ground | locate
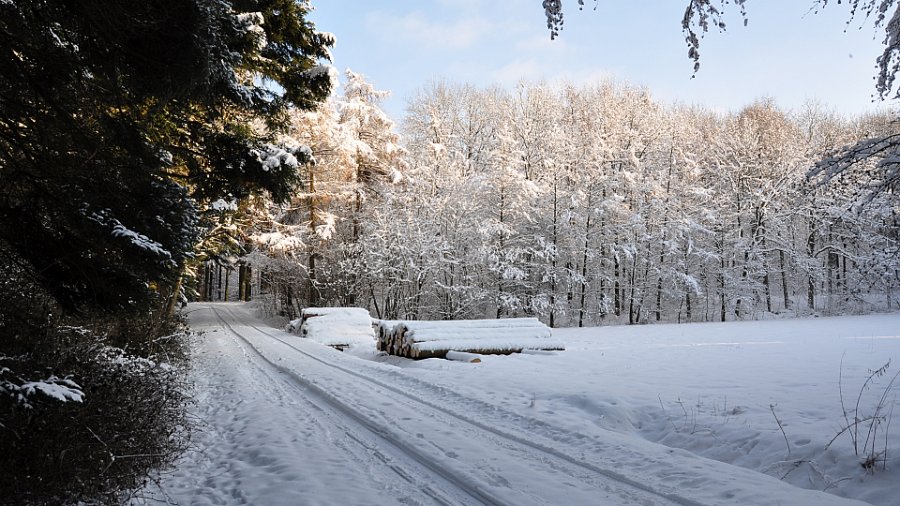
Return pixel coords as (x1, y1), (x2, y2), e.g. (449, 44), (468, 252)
(136, 303), (900, 505)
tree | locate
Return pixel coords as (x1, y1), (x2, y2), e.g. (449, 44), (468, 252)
(542, 1), (900, 294)
(396, 78), (897, 323)
(247, 70), (405, 315)
(0, 0), (335, 315)
(0, 4), (338, 502)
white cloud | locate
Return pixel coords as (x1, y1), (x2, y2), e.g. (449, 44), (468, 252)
(366, 10), (491, 51)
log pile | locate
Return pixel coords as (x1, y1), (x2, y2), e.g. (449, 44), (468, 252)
(374, 320), (401, 353)
(375, 318), (564, 359)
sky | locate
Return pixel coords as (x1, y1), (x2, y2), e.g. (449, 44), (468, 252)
(307, 0), (895, 121)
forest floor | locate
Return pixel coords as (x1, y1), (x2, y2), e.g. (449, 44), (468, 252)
(133, 303), (900, 505)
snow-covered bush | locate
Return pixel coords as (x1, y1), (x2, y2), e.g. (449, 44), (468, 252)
(0, 316), (191, 505)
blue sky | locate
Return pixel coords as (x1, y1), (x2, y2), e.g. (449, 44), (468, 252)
(307, 0), (892, 120)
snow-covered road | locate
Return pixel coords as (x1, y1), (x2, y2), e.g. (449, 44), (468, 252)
(140, 303), (869, 505)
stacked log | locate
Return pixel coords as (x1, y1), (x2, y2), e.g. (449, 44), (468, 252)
(373, 320), (401, 352)
(377, 318), (564, 359)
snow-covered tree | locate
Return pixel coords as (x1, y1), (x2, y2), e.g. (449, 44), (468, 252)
(0, 0), (334, 314)
(396, 80), (898, 323)
(542, 1), (900, 213)
(247, 70), (404, 315)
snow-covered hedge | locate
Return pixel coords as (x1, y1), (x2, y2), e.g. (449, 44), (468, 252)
(0, 320), (190, 504)
(288, 307), (376, 349)
(377, 318), (564, 359)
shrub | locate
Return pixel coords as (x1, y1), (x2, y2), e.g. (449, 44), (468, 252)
(826, 357), (900, 473)
(0, 314), (191, 505)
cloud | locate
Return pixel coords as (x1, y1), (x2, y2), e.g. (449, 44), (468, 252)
(366, 10), (491, 51)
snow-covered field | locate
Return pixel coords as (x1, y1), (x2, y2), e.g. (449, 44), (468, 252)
(137, 303), (900, 505)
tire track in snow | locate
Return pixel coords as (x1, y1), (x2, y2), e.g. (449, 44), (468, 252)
(215, 305), (697, 506)
(154, 312), (469, 506)
(209, 305), (511, 506)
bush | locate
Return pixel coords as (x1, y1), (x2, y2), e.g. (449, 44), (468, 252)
(0, 312), (191, 505)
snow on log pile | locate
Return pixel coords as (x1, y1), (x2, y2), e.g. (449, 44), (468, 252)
(374, 319), (401, 352)
(377, 318), (564, 359)
(288, 307), (375, 350)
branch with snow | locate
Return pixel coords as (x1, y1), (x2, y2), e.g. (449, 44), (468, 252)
(89, 209), (174, 265)
(252, 144), (301, 172)
(1, 368), (84, 408)
(810, 131), (900, 206)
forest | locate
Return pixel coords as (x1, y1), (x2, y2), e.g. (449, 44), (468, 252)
(241, 75), (900, 327)
(1, 0), (899, 503)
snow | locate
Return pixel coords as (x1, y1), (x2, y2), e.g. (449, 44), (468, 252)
(88, 209), (173, 262)
(112, 224), (171, 259)
(210, 198), (238, 212)
(93, 213), (172, 262)
(96, 345), (157, 370)
(404, 326), (553, 343)
(2, 375), (85, 407)
(301, 64), (339, 88)
(445, 351), (483, 363)
(139, 303), (900, 505)
(235, 12), (266, 50)
(252, 144), (300, 172)
(20, 377), (84, 403)
(250, 230), (304, 252)
(410, 336), (565, 353)
(290, 307), (375, 348)
(379, 317), (563, 357)
(312, 211), (336, 240)
(398, 317), (545, 330)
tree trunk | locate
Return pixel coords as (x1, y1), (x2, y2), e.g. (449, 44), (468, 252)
(614, 246), (621, 317)
(244, 265), (252, 301)
(807, 222), (816, 310)
(549, 174), (559, 328)
(779, 250), (790, 310)
(578, 208), (592, 328)
(308, 162), (319, 307)
(198, 263), (208, 302)
(628, 258), (638, 325)
(164, 267), (185, 318)
(238, 264), (246, 301)
(216, 264), (223, 301)
(309, 253), (318, 306)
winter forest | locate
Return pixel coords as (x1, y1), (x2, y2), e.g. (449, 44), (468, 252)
(241, 74), (900, 327)
(2, 0), (900, 504)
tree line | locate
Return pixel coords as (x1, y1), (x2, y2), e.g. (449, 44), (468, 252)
(247, 78), (899, 326)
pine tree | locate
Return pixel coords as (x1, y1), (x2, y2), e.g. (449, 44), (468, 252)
(0, 0), (334, 314)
